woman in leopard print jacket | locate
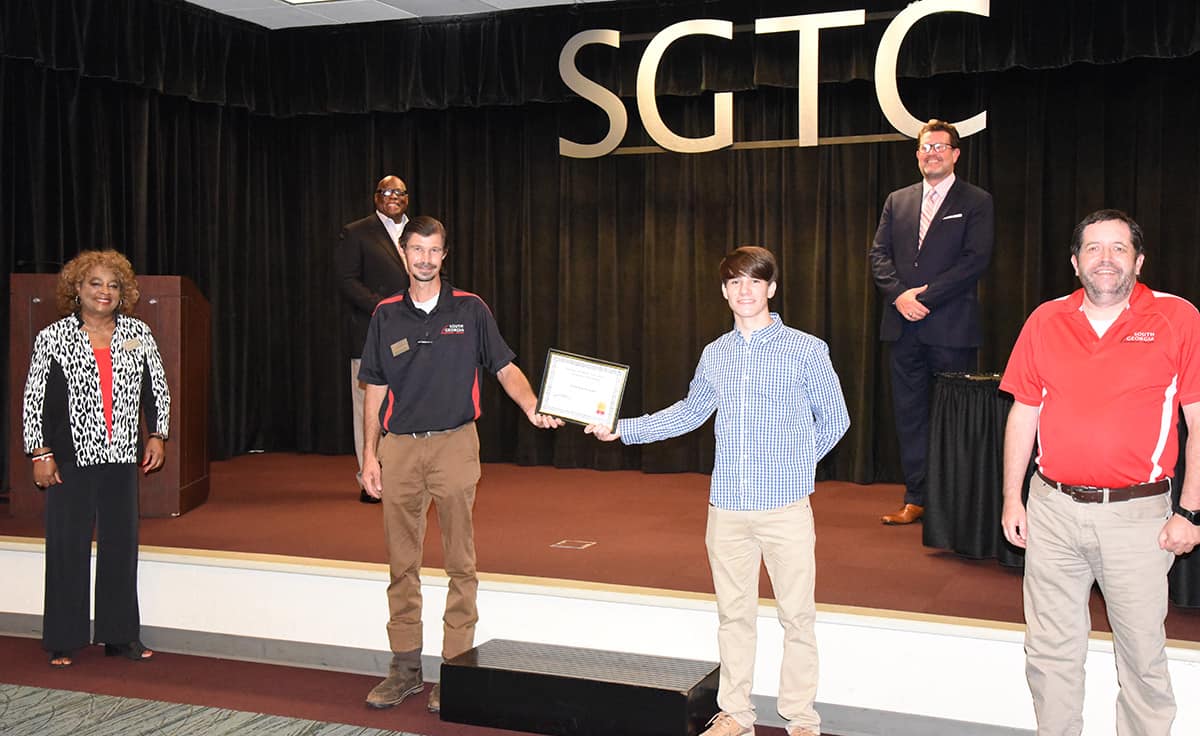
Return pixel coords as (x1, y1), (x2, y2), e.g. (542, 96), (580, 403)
(22, 250), (170, 669)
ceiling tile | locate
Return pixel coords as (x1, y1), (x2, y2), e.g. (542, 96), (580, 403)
(185, 0), (278, 11)
(223, 7), (340, 28)
(380, 0), (498, 16)
(487, 0), (617, 9)
(184, 0), (629, 28)
(304, 0), (415, 23)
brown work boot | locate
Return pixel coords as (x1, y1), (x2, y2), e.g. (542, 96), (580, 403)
(365, 651), (423, 709)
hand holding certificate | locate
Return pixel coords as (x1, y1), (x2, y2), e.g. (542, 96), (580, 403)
(536, 349), (629, 433)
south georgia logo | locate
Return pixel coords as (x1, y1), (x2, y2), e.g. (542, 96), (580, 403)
(441, 323), (466, 335)
(1123, 331), (1156, 343)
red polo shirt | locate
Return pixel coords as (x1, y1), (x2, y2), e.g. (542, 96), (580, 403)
(1000, 282), (1200, 487)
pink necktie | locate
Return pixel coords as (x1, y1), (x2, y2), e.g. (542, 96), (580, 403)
(918, 189), (939, 248)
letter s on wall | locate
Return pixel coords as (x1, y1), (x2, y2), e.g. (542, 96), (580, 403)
(559, 29), (628, 159)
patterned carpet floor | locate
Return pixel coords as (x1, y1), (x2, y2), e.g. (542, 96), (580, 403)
(0, 683), (422, 736)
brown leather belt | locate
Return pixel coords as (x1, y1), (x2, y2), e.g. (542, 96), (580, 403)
(1036, 470), (1170, 504)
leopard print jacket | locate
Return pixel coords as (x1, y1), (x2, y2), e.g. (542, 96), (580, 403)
(23, 314), (171, 466)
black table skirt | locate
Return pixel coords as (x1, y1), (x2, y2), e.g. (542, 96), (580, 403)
(1168, 421), (1199, 607)
(922, 373), (1200, 608)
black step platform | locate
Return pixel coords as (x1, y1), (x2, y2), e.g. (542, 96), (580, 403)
(440, 638), (720, 736)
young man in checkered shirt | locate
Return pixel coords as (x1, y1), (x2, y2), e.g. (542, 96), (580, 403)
(587, 246), (850, 736)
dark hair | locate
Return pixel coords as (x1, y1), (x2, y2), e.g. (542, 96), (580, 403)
(1070, 209), (1144, 256)
(399, 215), (447, 250)
(918, 119), (960, 149)
(57, 249), (140, 316)
(719, 246), (777, 284)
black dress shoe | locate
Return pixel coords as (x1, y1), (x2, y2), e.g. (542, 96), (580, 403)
(360, 489), (381, 504)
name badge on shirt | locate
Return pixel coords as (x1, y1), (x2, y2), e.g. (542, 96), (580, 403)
(391, 338), (410, 357)
(122, 338), (141, 351)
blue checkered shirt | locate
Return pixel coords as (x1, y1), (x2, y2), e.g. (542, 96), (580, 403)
(618, 314), (849, 511)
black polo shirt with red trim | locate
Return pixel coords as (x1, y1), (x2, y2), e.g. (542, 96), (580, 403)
(358, 280), (516, 435)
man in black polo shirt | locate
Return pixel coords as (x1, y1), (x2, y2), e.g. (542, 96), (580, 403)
(358, 215), (562, 713)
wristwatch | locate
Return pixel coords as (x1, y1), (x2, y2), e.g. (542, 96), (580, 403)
(1173, 502), (1200, 525)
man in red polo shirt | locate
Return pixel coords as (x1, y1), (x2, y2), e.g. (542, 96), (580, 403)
(1000, 209), (1200, 735)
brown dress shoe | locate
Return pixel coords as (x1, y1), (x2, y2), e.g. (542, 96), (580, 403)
(426, 683), (441, 713)
(881, 503), (924, 525)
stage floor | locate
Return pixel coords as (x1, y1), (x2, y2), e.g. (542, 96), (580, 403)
(3, 453), (1199, 642)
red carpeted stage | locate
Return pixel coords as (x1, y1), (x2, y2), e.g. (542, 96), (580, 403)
(3, 453), (1198, 641)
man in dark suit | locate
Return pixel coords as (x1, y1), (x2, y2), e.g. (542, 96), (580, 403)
(869, 120), (995, 525)
(335, 175), (411, 503)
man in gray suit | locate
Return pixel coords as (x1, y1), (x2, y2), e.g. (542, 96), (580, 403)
(335, 175), (410, 503)
(869, 120), (995, 526)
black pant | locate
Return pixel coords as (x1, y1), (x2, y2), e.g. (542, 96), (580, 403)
(42, 462), (141, 652)
(889, 326), (975, 506)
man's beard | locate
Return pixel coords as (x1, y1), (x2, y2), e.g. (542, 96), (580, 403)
(1079, 267), (1135, 306)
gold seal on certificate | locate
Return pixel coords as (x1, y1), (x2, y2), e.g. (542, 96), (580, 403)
(536, 349), (629, 432)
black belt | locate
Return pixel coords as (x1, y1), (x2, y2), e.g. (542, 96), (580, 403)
(407, 422), (469, 439)
(1036, 470), (1170, 504)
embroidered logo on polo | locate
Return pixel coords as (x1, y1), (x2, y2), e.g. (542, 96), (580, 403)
(441, 323), (466, 335)
(1124, 331), (1156, 343)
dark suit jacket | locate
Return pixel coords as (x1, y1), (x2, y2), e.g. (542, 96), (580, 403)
(869, 177), (995, 346)
(335, 213), (410, 359)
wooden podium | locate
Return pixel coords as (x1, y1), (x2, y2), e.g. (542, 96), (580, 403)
(6, 274), (211, 518)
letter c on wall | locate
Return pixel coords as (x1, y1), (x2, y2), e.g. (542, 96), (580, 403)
(875, 0), (989, 139)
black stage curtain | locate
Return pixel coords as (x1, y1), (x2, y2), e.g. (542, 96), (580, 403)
(3, 1), (1200, 488)
(4, 52), (1200, 485)
(0, 0), (1197, 114)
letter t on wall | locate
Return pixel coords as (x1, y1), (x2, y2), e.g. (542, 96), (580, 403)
(756, 10), (866, 147)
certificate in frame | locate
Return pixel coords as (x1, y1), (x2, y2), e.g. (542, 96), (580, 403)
(536, 349), (629, 433)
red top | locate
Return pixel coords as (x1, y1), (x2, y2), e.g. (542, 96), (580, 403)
(1000, 283), (1200, 487)
(93, 347), (114, 440)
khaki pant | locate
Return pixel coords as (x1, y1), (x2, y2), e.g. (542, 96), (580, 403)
(706, 498), (819, 734)
(378, 423), (482, 660)
(1023, 473), (1176, 736)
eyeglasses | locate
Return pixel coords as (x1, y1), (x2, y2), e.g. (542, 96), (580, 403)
(918, 142), (955, 154)
(376, 188), (409, 198)
(405, 245), (444, 258)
